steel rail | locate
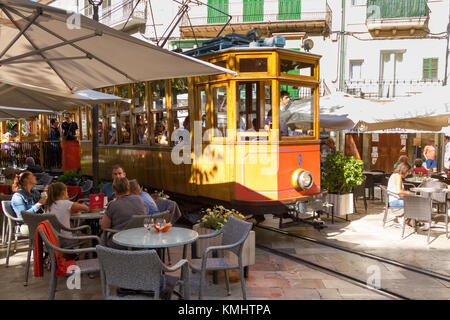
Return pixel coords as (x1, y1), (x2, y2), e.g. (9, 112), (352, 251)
(257, 243), (408, 300)
(255, 224), (450, 282)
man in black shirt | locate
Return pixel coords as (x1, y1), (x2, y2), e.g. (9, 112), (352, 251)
(61, 114), (78, 141)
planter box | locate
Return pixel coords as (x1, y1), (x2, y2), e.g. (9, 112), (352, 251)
(192, 224), (255, 267)
(328, 193), (354, 216)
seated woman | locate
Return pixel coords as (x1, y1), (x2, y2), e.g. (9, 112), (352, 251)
(46, 182), (89, 244)
(411, 158), (429, 175)
(129, 179), (160, 215)
(100, 177), (146, 247)
(11, 171), (47, 219)
(387, 162), (413, 226)
(4, 167), (20, 193)
(393, 155), (409, 171)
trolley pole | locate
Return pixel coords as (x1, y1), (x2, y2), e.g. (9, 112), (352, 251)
(89, 0), (103, 192)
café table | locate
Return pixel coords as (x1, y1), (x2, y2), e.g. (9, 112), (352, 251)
(70, 210), (105, 235)
(113, 227), (198, 259)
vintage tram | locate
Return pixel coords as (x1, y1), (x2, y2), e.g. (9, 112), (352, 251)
(75, 34), (323, 214)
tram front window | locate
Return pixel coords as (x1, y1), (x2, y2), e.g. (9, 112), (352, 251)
(118, 85), (131, 144)
(278, 84), (314, 137)
(133, 83), (148, 144)
(212, 86), (227, 138)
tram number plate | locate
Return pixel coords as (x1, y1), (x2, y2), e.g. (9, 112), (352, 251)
(298, 154), (302, 166)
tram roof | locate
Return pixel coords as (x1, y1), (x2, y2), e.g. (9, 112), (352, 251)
(186, 47), (322, 60)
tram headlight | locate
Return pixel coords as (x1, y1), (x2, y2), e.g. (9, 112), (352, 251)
(291, 168), (313, 191)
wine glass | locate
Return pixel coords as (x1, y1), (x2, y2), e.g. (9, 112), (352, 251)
(143, 217), (151, 231)
(155, 218), (163, 231)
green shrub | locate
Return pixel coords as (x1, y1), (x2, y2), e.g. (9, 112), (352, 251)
(321, 151), (364, 194)
(57, 170), (85, 186)
(200, 205), (246, 230)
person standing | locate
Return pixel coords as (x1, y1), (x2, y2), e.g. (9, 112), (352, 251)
(61, 114), (78, 141)
(444, 136), (450, 171)
(423, 139), (437, 172)
(49, 119), (62, 168)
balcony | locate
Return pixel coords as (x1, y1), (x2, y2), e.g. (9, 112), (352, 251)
(366, 0), (430, 37)
(99, 0), (146, 31)
(180, 0), (331, 39)
(344, 79), (443, 99)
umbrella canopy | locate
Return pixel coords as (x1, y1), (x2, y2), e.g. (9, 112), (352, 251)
(0, 78), (128, 110)
(287, 92), (379, 130)
(356, 85), (450, 132)
(0, 105), (54, 119)
(0, 0), (235, 93)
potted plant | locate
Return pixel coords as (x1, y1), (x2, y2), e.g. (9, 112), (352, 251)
(150, 190), (170, 200)
(193, 206), (255, 268)
(57, 170), (85, 186)
(321, 152), (364, 215)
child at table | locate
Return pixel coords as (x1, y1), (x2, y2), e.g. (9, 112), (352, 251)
(411, 158), (429, 175)
(46, 182), (89, 251)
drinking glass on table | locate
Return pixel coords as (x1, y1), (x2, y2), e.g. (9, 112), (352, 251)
(143, 217), (152, 231)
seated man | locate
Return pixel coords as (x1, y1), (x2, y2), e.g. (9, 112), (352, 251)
(100, 177), (146, 248)
(11, 171), (47, 219)
(101, 165), (126, 202)
(25, 157), (43, 174)
(129, 179), (160, 215)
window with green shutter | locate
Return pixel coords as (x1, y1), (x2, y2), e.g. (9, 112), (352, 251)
(243, 0), (264, 22)
(423, 58), (438, 80)
(278, 0), (301, 21)
(207, 0), (229, 24)
(367, 0), (428, 19)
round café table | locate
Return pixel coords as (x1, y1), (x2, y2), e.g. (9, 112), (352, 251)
(70, 210), (105, 235)
(113, 227), (198, 259)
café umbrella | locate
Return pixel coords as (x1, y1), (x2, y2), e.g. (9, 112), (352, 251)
(0, 0), (235, 93)
(0, 78), (129, 110)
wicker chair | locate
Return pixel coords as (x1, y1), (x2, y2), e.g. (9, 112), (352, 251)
(353, 179), (368, 213)
(96, 245), (190, 300)
(190, 216), (253, 300)
(37, 224), (101, 300)
(1, 200), (25, 266)
(379, 186), (404, 228)
(38, 174), (53, 186)
(0, 194), (12, 245)
(419, 181), (448, 213)
(402, 195), (448, 244)
(21, 211), (92, 286)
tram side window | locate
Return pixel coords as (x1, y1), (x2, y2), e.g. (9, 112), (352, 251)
(117, 85), (131, 144)
(171, 78), (190, 145)
(133, 83), (148, 144)
(279, 84), (314, 138)
(212, 86), (227, 137)
(199, 89), (207, 134)
(20, 119), (38, 137)
(151, 80), (168, 145)
(98, 106), (104, 144)
(280, 59), (314, 77)
(80, 107), (88, 140)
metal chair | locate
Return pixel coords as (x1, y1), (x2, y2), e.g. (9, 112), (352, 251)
(379, 185), (404, 228)
(81, 179), (93, 197)
(419, 181), (448, 213)
(402, 195), (448, 244)
(21, 211), (92, 286)
(190, 216), (253, 300)
(37, 224), (101, 300)
(96, 245), (190, 300)
(38, 174), (53, 186)
(353, 179), (367, 213)
(0, 194), (12, 245)
(1, 200), (25, 266)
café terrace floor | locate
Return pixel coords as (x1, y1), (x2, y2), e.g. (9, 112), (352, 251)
(0, 188), (448, 300)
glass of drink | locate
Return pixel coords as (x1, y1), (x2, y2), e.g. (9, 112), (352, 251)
(143, 217), (151, 231)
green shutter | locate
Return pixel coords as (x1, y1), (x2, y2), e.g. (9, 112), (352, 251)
(243, 0), (264, 22)
(278, 0), (301, 21)
(423, 58), (438, 80)
(367, 0), (427, 19)
(207, 0), (229, 24)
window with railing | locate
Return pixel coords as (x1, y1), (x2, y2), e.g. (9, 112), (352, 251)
(207, 0), (229, 24)
(243, 0), (264, 22)
(423, 58), (438, 80)
(366, 0), (428, 19)
(278, 0), (301, 21)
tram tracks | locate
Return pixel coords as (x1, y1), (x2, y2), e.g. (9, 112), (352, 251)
(254, 224), (450, 300)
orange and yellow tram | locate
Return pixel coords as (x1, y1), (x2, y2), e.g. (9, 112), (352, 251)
(74, 39), (322, 213)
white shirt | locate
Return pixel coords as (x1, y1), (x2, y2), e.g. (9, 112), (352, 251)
(46, 199), (73, 237)
(444, 142), (450, 169)
(387, 173), (403, 203)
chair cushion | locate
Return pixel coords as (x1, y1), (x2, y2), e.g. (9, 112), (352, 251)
(190, 257), (239, 271)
